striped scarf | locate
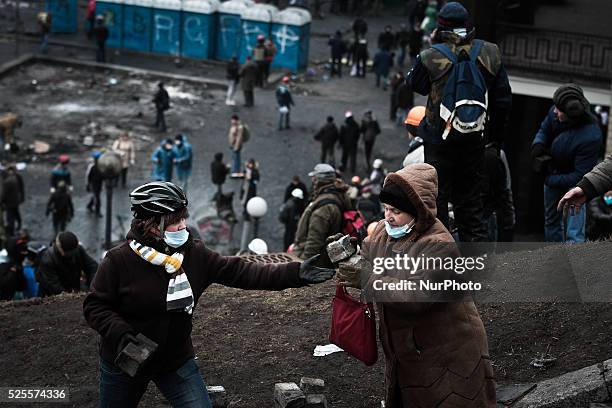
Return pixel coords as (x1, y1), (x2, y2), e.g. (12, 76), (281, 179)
(129, 240), (194, 315)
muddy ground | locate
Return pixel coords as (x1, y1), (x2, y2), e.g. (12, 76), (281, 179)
(1, 277), (612, 407)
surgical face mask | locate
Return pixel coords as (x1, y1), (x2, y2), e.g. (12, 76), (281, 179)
(384, 220), (415, 239)
(164, 228), (189, 248)
(604, 196), (612, 206)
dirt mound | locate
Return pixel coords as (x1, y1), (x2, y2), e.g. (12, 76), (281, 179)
(2, 278), (612, 407)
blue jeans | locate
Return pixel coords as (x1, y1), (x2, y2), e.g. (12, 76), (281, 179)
(278, 110), (290, 130)
(544, 184), (585, 242)
(99, 358), (212, 408)
(231, 148), (241, 173)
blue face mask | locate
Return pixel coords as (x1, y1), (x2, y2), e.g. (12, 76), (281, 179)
(604, 196), (612, 206)
(384, 220), (415, 239)
(164, 228), (189, 248)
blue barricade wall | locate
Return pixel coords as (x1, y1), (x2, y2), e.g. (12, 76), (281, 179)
(123, 5), (152, 52)
(239, 20), (270, 63)
(215, 13), (241, 61)
(271, 23), (304, 71)
(181, 12), (216, 60)
(96, 1), (123, 48)
(152, 9), (181, 55)
(45, 0), (78, 33)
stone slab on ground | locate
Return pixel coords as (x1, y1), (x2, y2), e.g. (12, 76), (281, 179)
(514, 359), (612, 408)
(207, 385), (227, 408)
(299, 377), (325, 395)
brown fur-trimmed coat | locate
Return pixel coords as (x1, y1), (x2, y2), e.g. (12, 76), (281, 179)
(361, 163), (496, 408)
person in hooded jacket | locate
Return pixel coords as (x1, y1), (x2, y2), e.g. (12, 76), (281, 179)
(314, 116), (339, 166)
(361, 110), (382, 172)
(339, 111), (361, 174)
(328, 31), (347, 77)
(373, 48), (394, 90)
(336, 163), (496, 408)
(225, 57), (240, 106)
(83, 181), (335, 407)
(173, 134), (193, 193)
(531, 84), (602, 242)
(152, 139), (175, 182)
(293, 164), (352, 266)
(38, 231), (98, 296)
(276, 77), (295, 130)
(112, 133), (136, 188)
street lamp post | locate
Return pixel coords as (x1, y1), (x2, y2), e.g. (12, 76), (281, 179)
(239, 196), (268, 252)
(97, 151), (122, 249)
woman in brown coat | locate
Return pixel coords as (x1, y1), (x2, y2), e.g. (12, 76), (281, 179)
(339, 163), (496, 407)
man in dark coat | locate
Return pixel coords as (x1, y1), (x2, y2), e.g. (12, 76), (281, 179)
(373, 48), (394, 90)
(328, 31), (347, 77)
(93, 15), (109, 63)
(86, 152), (104, 217)
(378, 25), (396, 51)
(284, 176), (308, 203)
(532, 84), (601, 242)
(1, 164), (24, 237)
(353, 37), (369, 78)
(153, 82), (170, 132)
(339, 111), (361, 174)
(37, 231), (98, 296)
(407, 2), (512, 242)
(211, 152), (230, 196)
(314, 116), (339, 166)
(279, 188), (305, 251)
(395, 23), (411, 67)
(46, 181), (74, 235)
(239, 56), (258, 107)
(361, 110), (381, 172)
(395, 77), (414, 125)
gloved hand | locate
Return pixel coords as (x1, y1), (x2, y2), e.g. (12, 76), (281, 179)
(337, 263), (362, 289)
(116, 332), (138, 355)
(531, 143), (548, 159)
(325, 233), (344, 244)
(299, 254), (336, 284)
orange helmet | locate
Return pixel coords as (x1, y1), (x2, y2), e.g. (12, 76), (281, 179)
(58, 154), (70, 164)
(404, 106), (426, 127)
(351, 175), (361, 185)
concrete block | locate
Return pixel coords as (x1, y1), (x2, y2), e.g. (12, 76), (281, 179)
(299, 377), (325, 395)
(514, 359), (612, 408)
(305, 394), (328, 408)
(274, 383), (305, 408)
(326, 235), (356, 263)
(206, 385), (227, 408)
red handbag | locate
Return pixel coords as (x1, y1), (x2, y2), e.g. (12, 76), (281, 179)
(329, 285), (378, 366)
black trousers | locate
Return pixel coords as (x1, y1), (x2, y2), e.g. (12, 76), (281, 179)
(424, 138), (487, 242)
(364, 139), (375, 171)
(243, 90), (254, 106)
(5, 207), (21, 237)
(320, 143), (335, 165)
(341, 145), (357, 174)
(331, 57), (342, 77)
(155, 109), (166, 131)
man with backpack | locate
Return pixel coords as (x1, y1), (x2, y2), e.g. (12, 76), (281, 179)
(407, 1), (512, 242)
(292, 164), (357, 267)
(228, 115), (250, 177)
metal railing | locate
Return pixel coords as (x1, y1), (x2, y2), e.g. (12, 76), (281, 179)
(497, 23), (612, 84)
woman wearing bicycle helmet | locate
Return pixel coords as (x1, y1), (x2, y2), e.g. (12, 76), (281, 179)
(83, 181), (335, 407)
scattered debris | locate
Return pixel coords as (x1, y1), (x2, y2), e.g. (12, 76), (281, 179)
(531, 355), (557, 368)
(313, 344), (343, 357)
(32, 140), (50, 154)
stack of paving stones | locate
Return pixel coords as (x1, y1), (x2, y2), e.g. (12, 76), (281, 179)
(274, 377), (329, 408)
